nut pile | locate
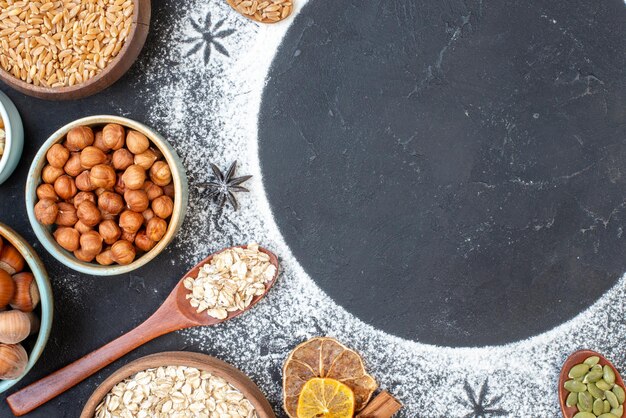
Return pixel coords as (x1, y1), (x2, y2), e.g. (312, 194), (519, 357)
(0, 117), (5, 159)
(230, 0), (292, 23)
(34, 123), (175, 266)
(183, 243), (276, 319)
(0, 236), (41, 380)
(564, 355), (625, 418)
(0, 0), (134, 87)
(95, 365), (258, 418)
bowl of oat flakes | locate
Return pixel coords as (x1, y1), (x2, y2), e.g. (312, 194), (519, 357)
(82, 351), (275, 418)
(0, 0), (151, 100)
(0, 89), (23, 185)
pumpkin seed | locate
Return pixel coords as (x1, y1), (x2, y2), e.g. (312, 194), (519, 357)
(566, 380), (588, 392)
(574, 413), (596, 418)
(606, 390), (620, 409)
(598, 414), (619, 418)
(594, 398), (606, 415)
(585, 356), (601, 366)
(605, 400), (612, 413)
(589, 383), (606, 400)
(567, 391), (580, 407)
(604, 366), (617, 385)
(611, 405), (623, 416)
(571, 364), (592, 379)
(578, 391), (593, 412)
(598, 380), (615, 391)
(613, 385), (626, 404)
(586, 368), (606, 384)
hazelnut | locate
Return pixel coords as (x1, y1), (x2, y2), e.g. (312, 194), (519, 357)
(73, 191), (96, 209)
(0, 244), (24, 275)
(142, 208), (155, 226)
(134, 149), (158, 170)
(53, 175), (77, 200)
(134, 230), (156, 252)
(93, 130), (109, 152)
(96, 249), (114, 265)
(151, 147), (164, 160)
(143, 181), (163, 201)
(89, 164), (116, 189)
(46, 143), (70, 168)
(75, 171), (95, 192)
(79, 231), (103, 256)
(25, 312), (40, 336)
(120, 230), (137, 243)
(74, 220), (92, 234)
(63, 152), (85, 177)
(146, 217), (167, 242)
(80, 146), (107, 169)
(151, 195), (174, 219)
(111, 240), (136, 265)
(119, 210), (143, 234)
(36, 184), (58, 201)
(0, 270), (14, 309)
(114, 173), (126, 195)
(122, 165), (146, 190)
(76, 201), (101, 227)
(0, 311), (31, 344)
(74, 248), (96, 262)
(0, 344), (28, 380)
(66, 126), (94, 151)
(124, 190), (149, 212)
(102, 124), (125, 150)
(163, 184), (175, 199)
(53, 227), (79, 252)
(34, 199), (58, 225)
(126, 130), (149, 154)
(99, 220), (121, 245)
(55, 202), (78, 227)
(149, 161), (172, 187)
(112, 149), (134, 171)
(42, 165), (64, 184)
(98, 191), (124, 215)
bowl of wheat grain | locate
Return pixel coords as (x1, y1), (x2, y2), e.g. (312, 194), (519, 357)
(0, 0), (150, 100)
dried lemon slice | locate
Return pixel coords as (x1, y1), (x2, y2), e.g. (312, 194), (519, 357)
(297, 378), (355, 418)
(283, 337), (378, 418)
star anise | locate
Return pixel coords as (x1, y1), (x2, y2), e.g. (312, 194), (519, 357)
(199, 161), (252, 211)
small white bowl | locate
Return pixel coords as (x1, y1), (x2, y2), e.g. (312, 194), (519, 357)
(0, 90), (24, 185)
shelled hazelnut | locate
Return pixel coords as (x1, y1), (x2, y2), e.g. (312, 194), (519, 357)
(33, 124), (176, 266)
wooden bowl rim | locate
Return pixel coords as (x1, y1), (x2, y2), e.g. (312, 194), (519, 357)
(0, 222), (54, 394)
(80, 351), (276, 418)
(558, 349), (625, 418)
(25, 115), (189, 276)
(0, 0), (150, 100)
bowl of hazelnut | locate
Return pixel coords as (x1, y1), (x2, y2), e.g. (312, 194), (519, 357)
(0, 222), (53, 393)
(26, 115), (188, 275)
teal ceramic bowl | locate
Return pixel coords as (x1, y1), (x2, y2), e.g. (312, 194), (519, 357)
(0, 89), (24, 185)
(26, 115), (188, 276)
(0, 223), (53, 393)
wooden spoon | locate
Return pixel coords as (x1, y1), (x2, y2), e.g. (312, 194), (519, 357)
(225, 0), (293, 24)
(7, 245), (279, 416)
(559, 349), (626, 418)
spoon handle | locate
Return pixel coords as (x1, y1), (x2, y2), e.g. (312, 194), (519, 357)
(6, 310), (186, 416)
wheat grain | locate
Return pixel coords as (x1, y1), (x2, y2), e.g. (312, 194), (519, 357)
(0, 0), (134, 88)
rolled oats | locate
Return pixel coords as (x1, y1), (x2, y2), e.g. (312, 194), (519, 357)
(183, 243), (277, 320)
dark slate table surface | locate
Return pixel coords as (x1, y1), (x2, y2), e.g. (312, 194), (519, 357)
(1, 0), (626, 416)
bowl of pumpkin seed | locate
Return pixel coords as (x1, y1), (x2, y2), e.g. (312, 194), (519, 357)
(559, 350), (625, 418)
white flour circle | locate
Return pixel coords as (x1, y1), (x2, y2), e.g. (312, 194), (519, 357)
(115, 1), (626, 416)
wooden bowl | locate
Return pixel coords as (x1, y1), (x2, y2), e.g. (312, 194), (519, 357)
(0, 223), (54, 394)
(558, 349), (625, 418)
(80, 351), (276, 418)
(25, 115), (188, 276)
(0, 0), (150, 100)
